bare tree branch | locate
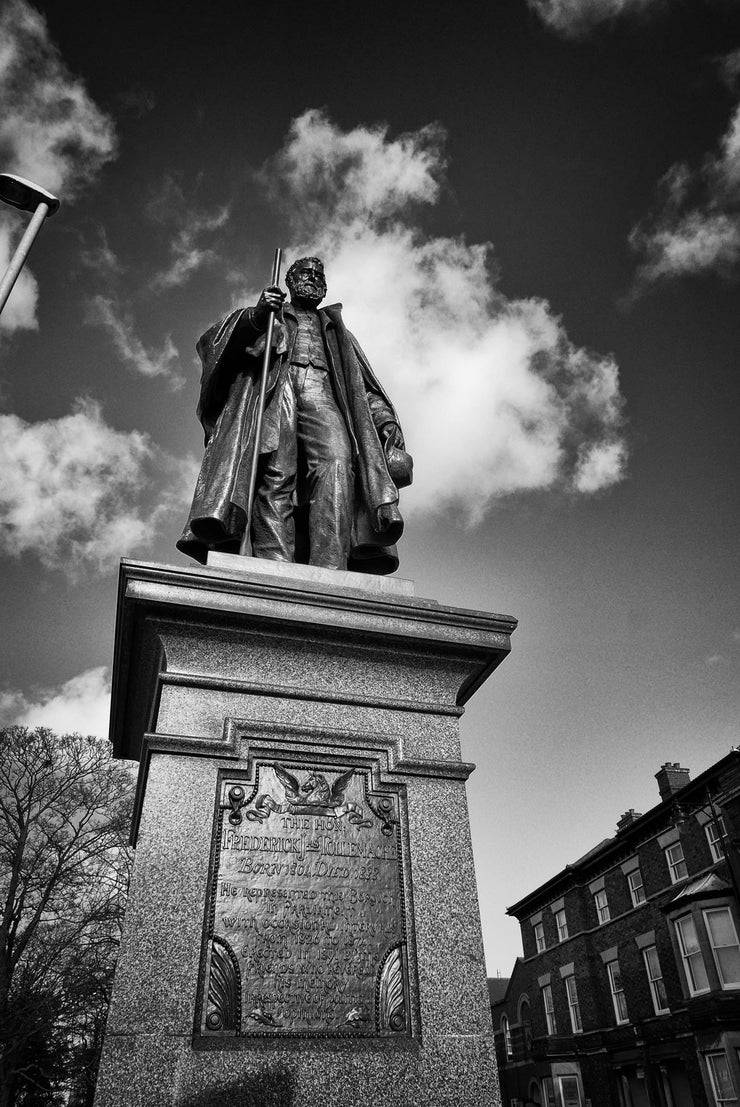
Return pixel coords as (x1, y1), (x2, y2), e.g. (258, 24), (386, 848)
(0, 727), (133, 1107)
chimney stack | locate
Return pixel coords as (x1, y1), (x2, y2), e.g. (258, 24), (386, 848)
(656, 763), (691, 802)
(616, 809), (643, 833)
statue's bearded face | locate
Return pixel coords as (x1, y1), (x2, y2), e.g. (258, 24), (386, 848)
(286, 258), (327, 307)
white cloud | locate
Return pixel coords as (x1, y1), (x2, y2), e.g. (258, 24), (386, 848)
(262, 110), (444, 223)
(720, 49), (740, 90)
(527, 0), (660, 36)
(85, 295), (183, 385)
(150, 205), (231, 291)
(78, 224), (184, 382)
(717, 102), (740, 194)
(0, 0), (116, 333)
(0, 211), (39, 331)
(79, 225), (123, 278)
(573, 441), (626, 493)
(264, 111), (627, 521)
(631, 83), (740, 286)
(0, 398), (165, 572)
(147, 175), (232, 290)
(0, 0), (116, 197)
(0, 666), (111, 738)
(632, 209), (740, 283)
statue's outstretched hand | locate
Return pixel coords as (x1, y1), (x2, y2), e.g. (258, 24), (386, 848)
(252, 285), (286, 329)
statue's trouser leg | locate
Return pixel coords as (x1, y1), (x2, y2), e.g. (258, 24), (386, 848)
(295, 366), (353, 570)
(251, 378), (298, 561)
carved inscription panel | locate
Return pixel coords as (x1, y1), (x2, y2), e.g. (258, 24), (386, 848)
(196, 761), (410, 1038)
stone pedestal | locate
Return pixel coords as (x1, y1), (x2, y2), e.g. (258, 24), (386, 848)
(95, 556), (516, 1107)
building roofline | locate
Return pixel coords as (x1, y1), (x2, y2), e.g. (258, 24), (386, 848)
(488, 960), (522, 1011)
(506, 747), (740, 918)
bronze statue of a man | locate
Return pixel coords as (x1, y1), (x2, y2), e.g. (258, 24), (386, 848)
(177, 257), (412, 574)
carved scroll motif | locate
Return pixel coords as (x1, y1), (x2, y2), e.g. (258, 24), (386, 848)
(226, 785), (246, 826)
(366, 793), (398, 837)
(205, 936), (241, 1032)
(377, 944), (407, 1033)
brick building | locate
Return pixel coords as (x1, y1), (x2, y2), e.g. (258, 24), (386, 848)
(491, 752), (740, 1107)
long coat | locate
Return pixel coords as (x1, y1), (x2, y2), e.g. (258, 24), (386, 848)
(177, 302), (412, 574)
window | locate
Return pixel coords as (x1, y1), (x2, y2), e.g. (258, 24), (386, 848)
(520, 999), (533, 1052)
(619, 1073), (634, 1107)
(628, 867), (646, 907)
(704, 907), (740, 989)
(542, 983), (557, 1035)
(642, 945), (669, 1014)
(594, 888), (610, 923)
(564, 974), (582, 1033)
(502, 1015), (513, 1058)
(555, 908), (569, 942)
(534, 921), (546, 952)
(675, 914), (710, 994)
(558, 1075), (583, 1107)
(707, 817), (728, 864)
(607, 960), (629, 1023)
(665, 841), (688, 883)
(705, 1051), (738, 1105)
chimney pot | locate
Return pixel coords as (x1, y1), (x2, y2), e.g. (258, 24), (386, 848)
(616, 809), (643, 832)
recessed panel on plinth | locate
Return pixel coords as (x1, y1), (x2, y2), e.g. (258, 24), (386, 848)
(195, 758), (411, 1041)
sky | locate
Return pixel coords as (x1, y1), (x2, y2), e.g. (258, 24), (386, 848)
(0, 0), (739, 976)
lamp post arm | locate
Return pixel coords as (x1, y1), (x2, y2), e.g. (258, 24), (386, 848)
(0, 201), (50, 318)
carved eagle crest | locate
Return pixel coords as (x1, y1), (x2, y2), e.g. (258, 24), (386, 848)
(274, 766), (354, 810)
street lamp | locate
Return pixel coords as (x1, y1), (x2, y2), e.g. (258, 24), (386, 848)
(0, 173), (60, 319)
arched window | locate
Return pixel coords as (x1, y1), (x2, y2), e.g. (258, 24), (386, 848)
(501, 1014), (513, 1059)
(519, 998), (533, 1052)
(528, 1080), (542, 1105)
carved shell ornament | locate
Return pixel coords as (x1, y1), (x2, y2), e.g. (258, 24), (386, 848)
(378, 945), (407, 1033)
(205, 936), (240, 1032)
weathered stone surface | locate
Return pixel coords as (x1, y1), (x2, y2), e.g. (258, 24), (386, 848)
(95, 559), (515, 1107)
(207, 551), (416, 598)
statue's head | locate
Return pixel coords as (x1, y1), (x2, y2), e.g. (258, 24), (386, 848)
(286, 256), (327, 307)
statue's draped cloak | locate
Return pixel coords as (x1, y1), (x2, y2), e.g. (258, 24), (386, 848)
(177, 303), (411, 574)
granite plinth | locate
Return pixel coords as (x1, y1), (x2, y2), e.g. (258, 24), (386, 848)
(206, 551), (416, 598)
(95, 559), (516, 1107)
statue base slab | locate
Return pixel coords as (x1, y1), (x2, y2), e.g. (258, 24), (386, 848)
(94, 558), (516, 1107)
(206, 550), (416, 598)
